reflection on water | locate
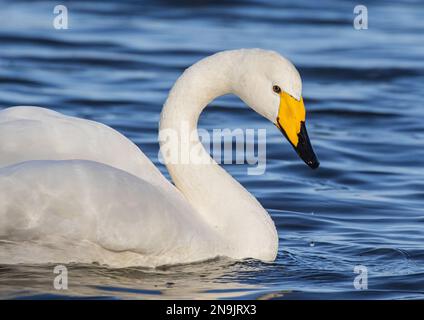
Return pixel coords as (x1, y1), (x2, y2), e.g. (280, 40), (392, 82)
(0, 0), (424, 299)
(1, 259), (275, 299)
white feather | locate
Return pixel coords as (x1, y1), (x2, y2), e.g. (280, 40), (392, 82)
(0, 49), (303, 267)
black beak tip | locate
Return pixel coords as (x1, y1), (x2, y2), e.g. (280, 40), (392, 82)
(294, 122), (319, 170)
(277, 120), (320, 170)
(307, 159), (320, 170)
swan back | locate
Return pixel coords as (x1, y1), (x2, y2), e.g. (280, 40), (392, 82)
(0, 106), (172, 193)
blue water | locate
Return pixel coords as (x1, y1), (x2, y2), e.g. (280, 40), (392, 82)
(0, 0), (424, 299)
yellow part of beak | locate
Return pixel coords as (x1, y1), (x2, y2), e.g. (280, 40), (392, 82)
(276, 91), (306, 147)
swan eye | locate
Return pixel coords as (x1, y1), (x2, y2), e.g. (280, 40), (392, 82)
(272, 85), (281, 94)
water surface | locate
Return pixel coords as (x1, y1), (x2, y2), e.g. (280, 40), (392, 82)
(0, 0), (423, 299)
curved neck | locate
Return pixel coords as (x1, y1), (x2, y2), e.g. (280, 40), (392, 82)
(159, 51), (277, 260)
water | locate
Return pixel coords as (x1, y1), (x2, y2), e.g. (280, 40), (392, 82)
(0, 0), (423, 299)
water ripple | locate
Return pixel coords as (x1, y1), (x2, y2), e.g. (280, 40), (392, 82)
(0, 0), (423, 299)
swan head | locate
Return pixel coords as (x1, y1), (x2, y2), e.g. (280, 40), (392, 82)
(232, 49), (319, 169)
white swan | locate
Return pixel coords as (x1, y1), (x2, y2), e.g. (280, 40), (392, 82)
(0, 49), (318, 267)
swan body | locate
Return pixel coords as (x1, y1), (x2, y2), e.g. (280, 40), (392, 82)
(0, 49), (318, 267)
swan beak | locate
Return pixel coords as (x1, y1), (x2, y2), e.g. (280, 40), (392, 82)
(293, 122), (320, 169)
(276, 92), (319, 169)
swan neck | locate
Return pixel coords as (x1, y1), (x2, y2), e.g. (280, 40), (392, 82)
(161, 52), (234, 133)
(158, 51), (278, 260)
